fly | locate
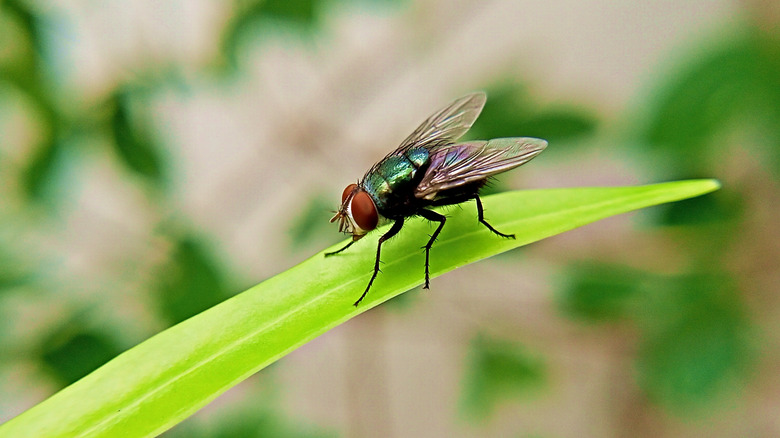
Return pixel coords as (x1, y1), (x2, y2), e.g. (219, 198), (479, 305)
(327, 92), (547, 306)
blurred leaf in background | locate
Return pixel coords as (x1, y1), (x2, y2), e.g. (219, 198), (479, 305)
(635, 275), (750, 411)
(470, 81), (599, 147)
(2, 0), (46, 59)
(108, 89), (167, 186)
(460, 334), (546, 421)
(0, 245), (33, 294)
(653, 187), (744, 226)
(559, 265), (752, 413)
(546, 18), (779, 420)
(1, 0), (64, 201)
(286, 192), (339, 251)
(639, 31), (780, 228)
(557, 263), (647, 323)
(38, 322), (125, 386)
(466, 80), (600, 198)
(220, 0), (404, 70)
(20, 132), (64, 201)
(154, 232), (234, 326)
(640, 32), (780, 176)
(220, 0), (321, 72)
(1, 0), (778, 435)
(3, 3), (171, 201)
(163, 401), (336, 438)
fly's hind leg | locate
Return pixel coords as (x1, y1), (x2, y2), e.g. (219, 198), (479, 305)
(475, 195), (515, 239)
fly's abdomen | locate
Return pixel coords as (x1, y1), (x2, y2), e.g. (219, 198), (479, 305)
(362, 147), (430, 213)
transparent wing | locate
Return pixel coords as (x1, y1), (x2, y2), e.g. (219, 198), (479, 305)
(396, 92), (487, 152)
(415, 137), (548, 200)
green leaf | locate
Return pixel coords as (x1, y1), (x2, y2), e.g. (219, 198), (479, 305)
(0, 180), (719, 438)
(460, 334), (546, 420)
(257, 0), (318, 25)
(558, 266), (752, 411)
(652, 188), (743, 225)
(165, 404), (335, 438)
(154, 236), (232, 326)
(286, 193), (337, 250)
(39, 327), (124, 387)
(635, 275), (750, 411)
(470, 82), (598, 144)
(0, 58), (63, 202)
(515, 109), (598, 142)
(219, 0), (320, 71)
(109, 91), (165, 184)
(21, 133), (61, 200)
(557, 263), (649, 323)
(641, 34), (780, 172)
(0, 245), (32, 293)
(2, 0), (46, 62)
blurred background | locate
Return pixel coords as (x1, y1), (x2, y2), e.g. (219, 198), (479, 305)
(1, 0), (779, 436)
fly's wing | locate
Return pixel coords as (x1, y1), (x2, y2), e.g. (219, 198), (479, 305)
(396, 92), (486, 152)
(415, 138), (548, 200)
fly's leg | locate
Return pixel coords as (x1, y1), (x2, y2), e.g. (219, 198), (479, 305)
(418, 209), (446, 289)
(475, 195), (515, 239)
(354, 218), (405, 306)
(325, 240), (356, 257)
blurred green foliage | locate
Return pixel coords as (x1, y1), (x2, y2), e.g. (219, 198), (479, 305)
(154, 233), (233, 326)
(163, 402), (336, 438)
(636, 276), (749, 410)
(39, 324), (125, 386)
(641, 32), (780, 175)
(0, 246), (32, 293)
(0, 0), (337, 434)
(109, 89), (166, 184)
(460, 334), (546, 420)
(286, 193), (338, 250)
(0, 0), (777, 435)
(21, 133), (63, 200)
(1, 1), (61, 200)
(470, 81), (599, 147)
(2, 0), (48, 70)
(559, 265), (751, 410)
(220, 0), (321, 71)
(640, 31), (780, 229)
(221, 0), (402, 70)
(453, 16), (780, 426)
(543, 22), (778, 421)
(2, 1), (169, 200)
(557, 263), (646, 322)
(655, 188), (744, 226)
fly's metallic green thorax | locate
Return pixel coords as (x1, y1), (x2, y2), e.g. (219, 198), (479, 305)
(361, 147), (430, 212)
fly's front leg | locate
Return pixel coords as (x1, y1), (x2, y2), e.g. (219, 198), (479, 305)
(418, 209), (446, 289)
(325, 240), (356, 257)
(475, 195), (515, 239)
(354, 218), (405, 306)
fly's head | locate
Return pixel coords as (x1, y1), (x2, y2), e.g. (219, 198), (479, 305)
(330, 183), (379, 241)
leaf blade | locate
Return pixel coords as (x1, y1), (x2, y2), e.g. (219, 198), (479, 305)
(0, 179), (720, 438)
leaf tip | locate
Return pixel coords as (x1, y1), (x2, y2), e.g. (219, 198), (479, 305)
(681, 178), (721, 195)
(703, 178), (721, 189)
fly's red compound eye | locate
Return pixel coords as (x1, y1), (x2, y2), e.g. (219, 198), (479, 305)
(351, 190), (378, 231)
(341, 183), (358, 203)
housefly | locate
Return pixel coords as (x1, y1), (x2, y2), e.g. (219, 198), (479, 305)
(327, 92), (547, 306)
